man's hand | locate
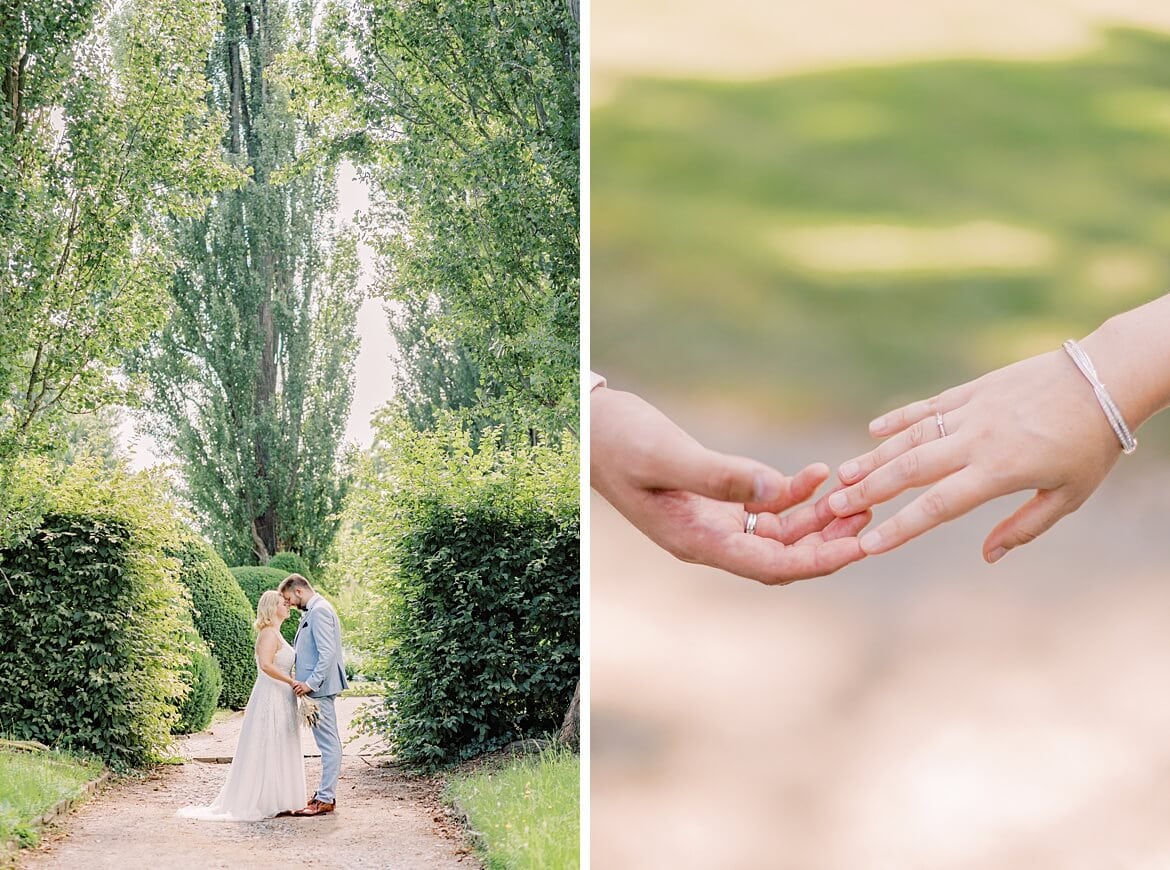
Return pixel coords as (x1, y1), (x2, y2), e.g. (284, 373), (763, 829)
(293, 681), (313, 696)
(591, 387), (870, 584)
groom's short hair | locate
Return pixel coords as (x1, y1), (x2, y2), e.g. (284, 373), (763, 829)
(278, 573), (312, 593)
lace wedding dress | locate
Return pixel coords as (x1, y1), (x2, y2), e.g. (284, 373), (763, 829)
(178, 638), (306, 821)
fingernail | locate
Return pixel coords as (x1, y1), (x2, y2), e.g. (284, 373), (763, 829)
(840, 460), (859, 481)
(988, 546), (1007, 563)
(860, 530), (883, 552)
(752, 473), (782, 503)
(869, 417), (886, 435)
(828, 491), (848, 513)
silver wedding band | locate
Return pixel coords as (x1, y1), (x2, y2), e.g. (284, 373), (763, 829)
(744, 512), (759, 535)
(935, 412), (947, 439)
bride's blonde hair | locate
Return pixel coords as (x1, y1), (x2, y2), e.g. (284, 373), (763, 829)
(254, 590), (283, 631)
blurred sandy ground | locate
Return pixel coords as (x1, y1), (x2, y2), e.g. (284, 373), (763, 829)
(590, 2), (1170, 867)
(592, 418), (1170, 869)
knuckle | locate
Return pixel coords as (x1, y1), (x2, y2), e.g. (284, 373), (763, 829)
(705, 465), (739, 501)
(854, 478), (871, 504)
(896, 449), (920, 480)
(920, 489), (948, 519)
(772, 515), (792, 540)
(1013, 527), (1039, 545)
(907, 421), (926, 448)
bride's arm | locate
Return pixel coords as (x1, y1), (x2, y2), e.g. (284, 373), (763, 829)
(256, 629), (296, 686)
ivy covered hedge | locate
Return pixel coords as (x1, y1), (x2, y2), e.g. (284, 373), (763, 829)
(0, 464), (195, 769)
(345, 413), (579, 770)
(171, 533), (256, 709)
(231, 566), (298, 644)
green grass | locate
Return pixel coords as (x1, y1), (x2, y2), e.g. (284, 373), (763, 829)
(446, 747), (580, 870)
(0, 747), (102, 849)
(593, 25), (1170, 437)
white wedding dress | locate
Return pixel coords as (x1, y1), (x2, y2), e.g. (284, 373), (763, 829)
(178, 638), (306, 821)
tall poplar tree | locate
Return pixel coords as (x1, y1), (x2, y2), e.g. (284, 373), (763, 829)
(386, 293), (486, 434)
(363, 0), (580, 436)
(138, 0), (360, 568)
(284, 0), (579, 436)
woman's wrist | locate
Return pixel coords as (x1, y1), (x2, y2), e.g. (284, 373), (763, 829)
(1081, 294), (1170, 431)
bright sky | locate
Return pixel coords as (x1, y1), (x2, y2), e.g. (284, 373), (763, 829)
(119, 161), (397, 470)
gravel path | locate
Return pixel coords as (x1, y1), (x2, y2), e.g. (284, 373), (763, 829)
(19, 697), (479, 870)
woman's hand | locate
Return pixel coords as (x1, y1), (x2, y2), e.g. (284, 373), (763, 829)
(827, 349), (1123, 562)
(591, 387), (871, 584)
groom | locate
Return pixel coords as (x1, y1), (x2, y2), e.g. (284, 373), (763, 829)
(279, 573), (348, 817)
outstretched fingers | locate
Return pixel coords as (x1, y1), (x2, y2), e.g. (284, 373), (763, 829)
(867, 381), (978, 438)
(830, 437), (964, 517)
(743, 462), (830, 513)
(838, 412), (958, 486)
(716, 532), (868, 585)
(756, 489), (870, 545)
(856, 467), (989, 555)
(655, 441), (827, 508)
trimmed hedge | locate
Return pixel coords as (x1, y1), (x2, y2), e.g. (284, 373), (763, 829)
(0, 509), (191, 769)
(389, 505), (579, 768)
(171, 534), (255, 709)
(174, 634), (222, 734)
(266, 551), (313, 583)
(231, 566), (298, 644)
(345, 414), (579, 771)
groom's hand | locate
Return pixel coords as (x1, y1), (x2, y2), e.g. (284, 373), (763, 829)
(293, 681), (312, 696)
(591, 386), (871, 584)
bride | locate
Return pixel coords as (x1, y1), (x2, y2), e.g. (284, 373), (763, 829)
(178, 590), (306, 821)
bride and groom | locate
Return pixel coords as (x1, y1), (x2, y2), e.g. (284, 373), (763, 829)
(179, 573), (349, 822)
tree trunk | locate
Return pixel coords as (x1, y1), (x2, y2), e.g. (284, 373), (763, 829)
(226, 38), (244, 155)
(557, 678), (580, 749)
(251, 509), (274, 563)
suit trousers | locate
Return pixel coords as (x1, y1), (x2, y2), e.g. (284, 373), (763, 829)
(310, 694), (341, 803)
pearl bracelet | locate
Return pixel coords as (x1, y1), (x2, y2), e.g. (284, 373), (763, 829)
(1062, 339), (1137, 454)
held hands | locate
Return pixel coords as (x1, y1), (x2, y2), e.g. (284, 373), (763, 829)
(293, 681), (313, 696)
(828, 348), (1124, 562)
(591, 387), (871, 584)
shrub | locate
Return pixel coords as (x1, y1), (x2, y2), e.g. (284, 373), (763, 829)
(170, 534), (256, 708)
(266, 551), (313, 583)
(390, 505), (578, 768)
(0, 455), (55, 552)
(231, 566), (299, 644)
(347, 412), (579, 770)
(0, 463), (192, 769)
(173, 634), (222, 734)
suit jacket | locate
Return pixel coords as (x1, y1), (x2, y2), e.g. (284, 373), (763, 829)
(294, 594), (349, 698)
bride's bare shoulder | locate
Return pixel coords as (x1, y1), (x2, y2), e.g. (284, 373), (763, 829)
(255, 626), (281, 649)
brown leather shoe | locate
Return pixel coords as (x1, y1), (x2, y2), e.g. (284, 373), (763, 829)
(290, 799), (335, 817)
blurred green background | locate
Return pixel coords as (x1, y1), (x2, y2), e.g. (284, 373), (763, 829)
(592, 26), (1170, 431)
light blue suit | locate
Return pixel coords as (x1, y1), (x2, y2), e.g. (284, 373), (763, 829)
(294, 594), (348, 804)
